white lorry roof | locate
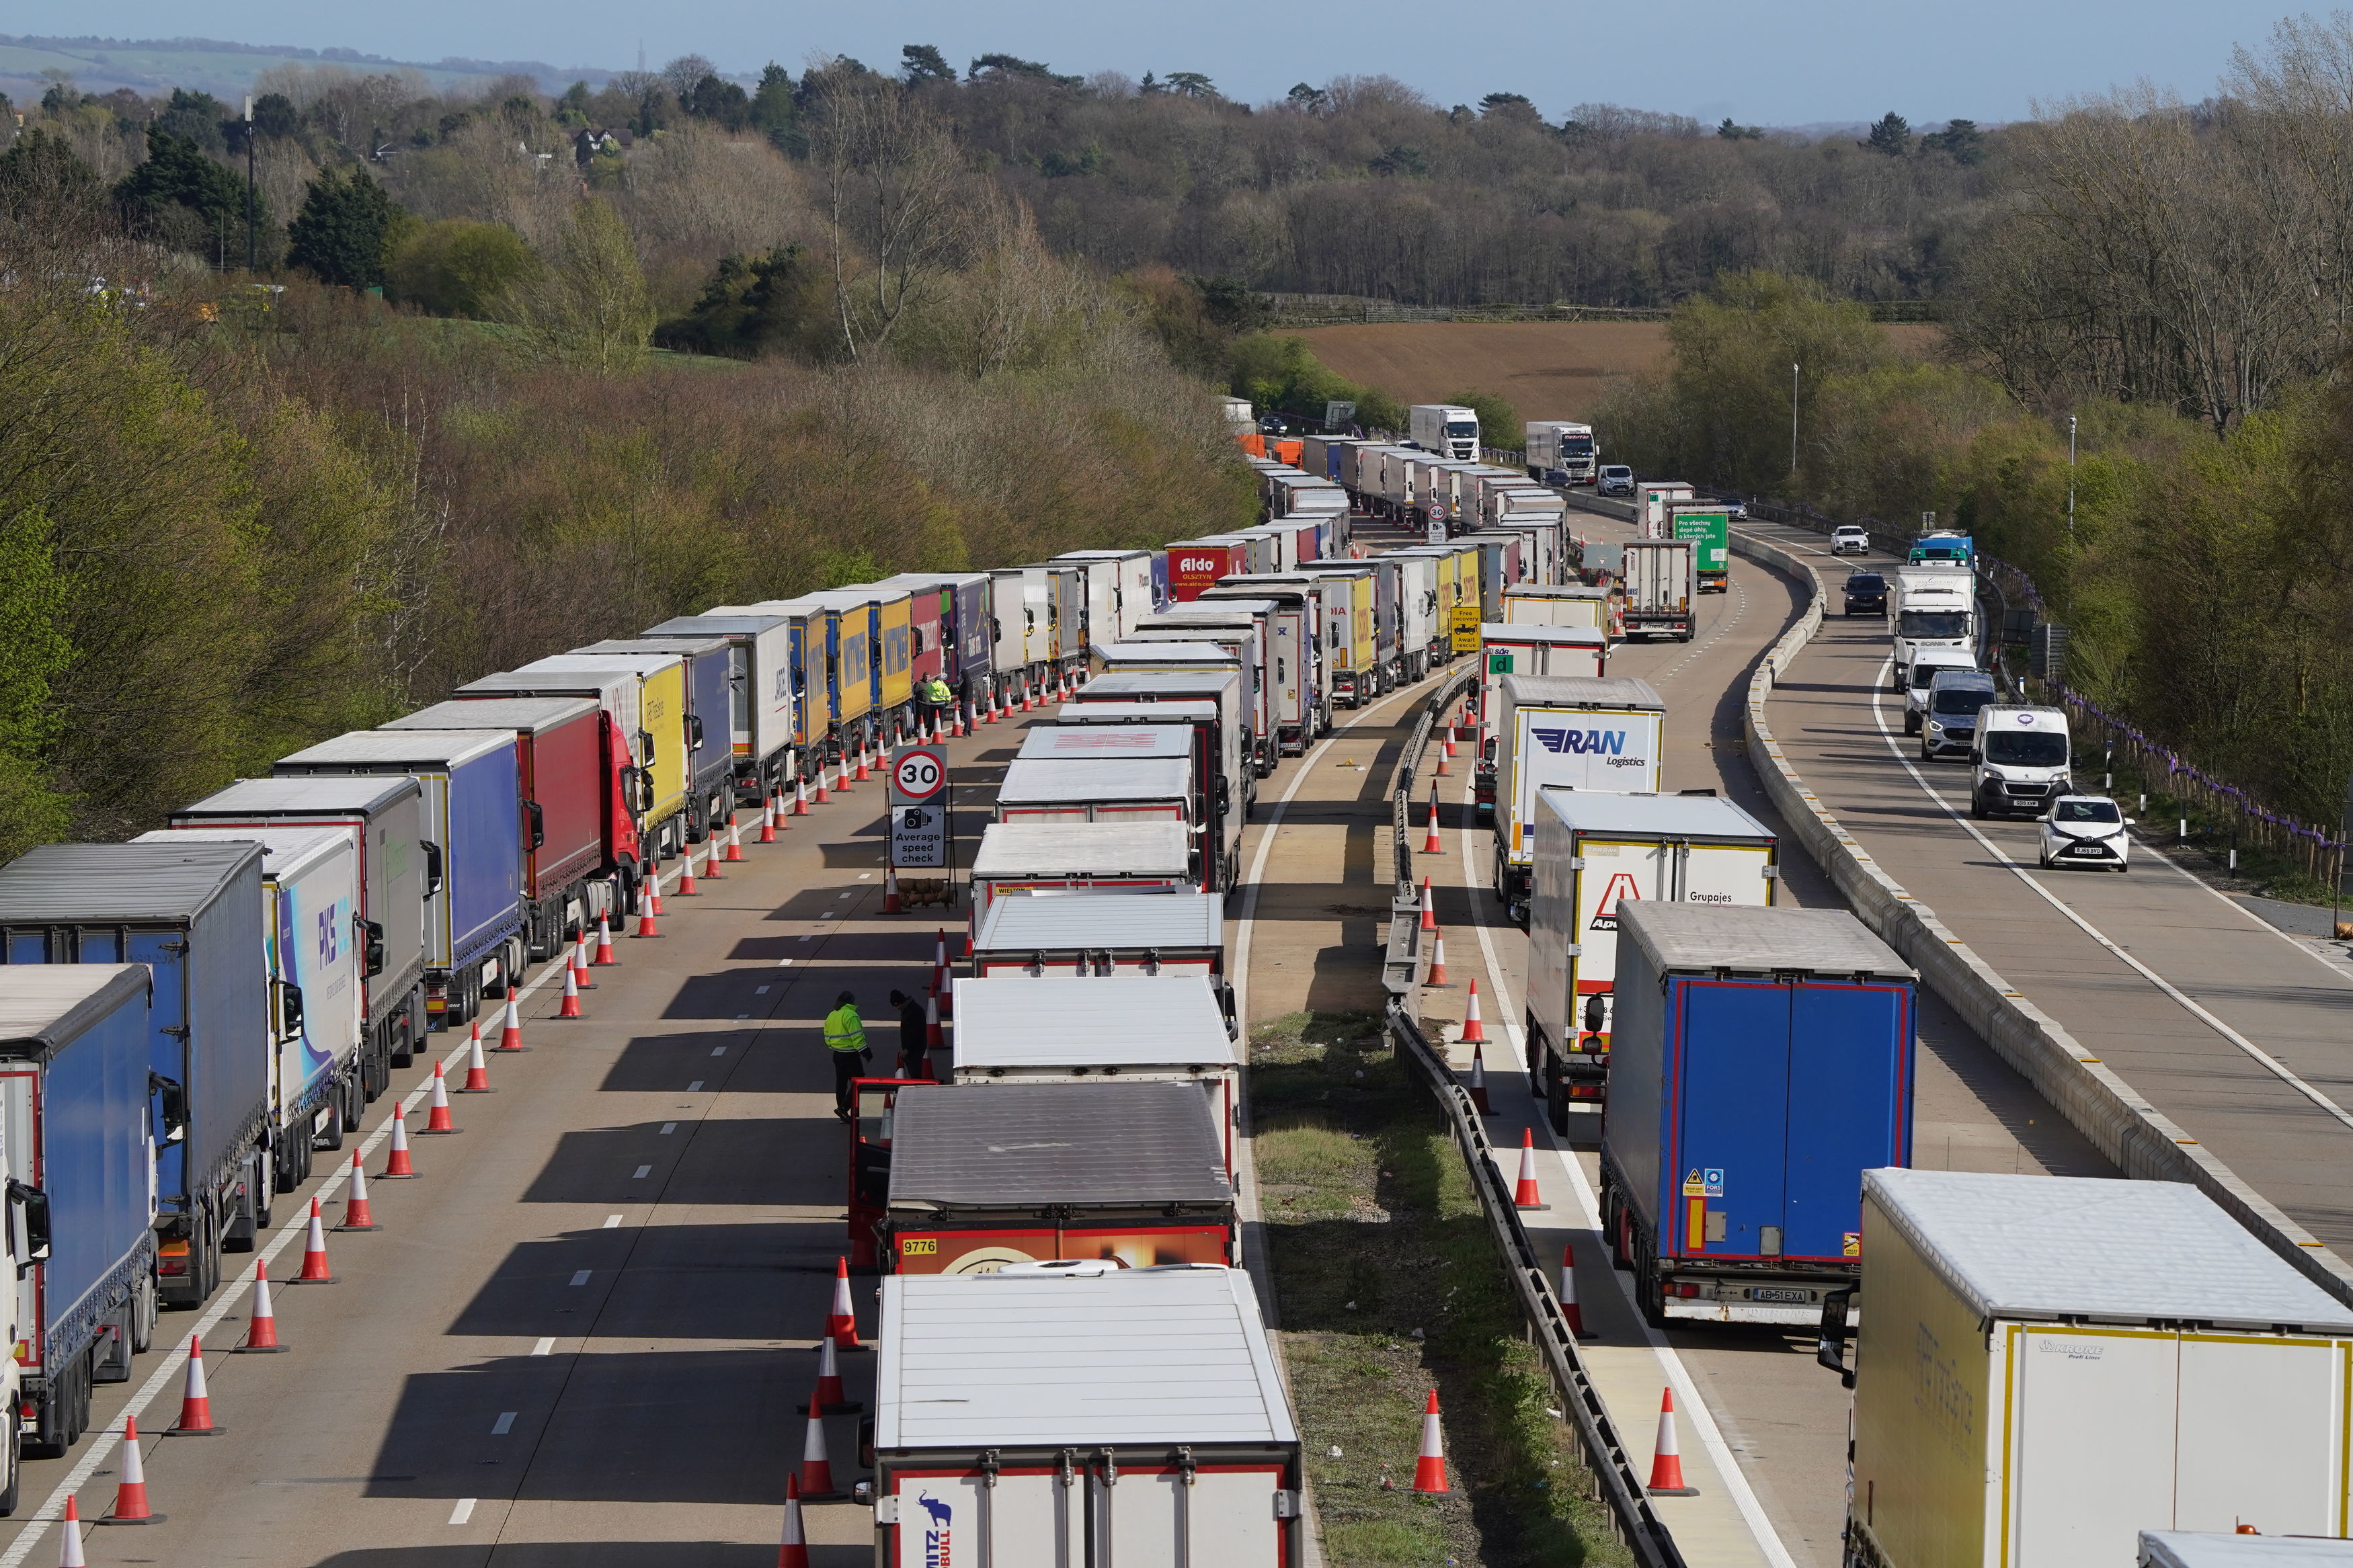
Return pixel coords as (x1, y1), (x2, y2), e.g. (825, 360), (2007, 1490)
(974, 891), (1224, 954)
(2141, 1533), (2353, 1567)
(876, 1265), (1295, 1450)
(387, 696), (600, 735)
(1481, 624), (1606, 646)
(1018, 726), (1195, 761)
(1863, 1169), (2353, 1331)
(952, 976), (1236, 1069)
(997, 757), (1192, 806)
(1620, 903), (1909, 980)
(1047, 702), (1218, 724)
(276, 729), (512, 771)
(886, 1082), (1231, 1210)
(1498, 674), (1665, 712)
(1536, 789), (1773, 842)
(1096, 643), (1240, 665)
(970, 822), (1192, 878)
(138, 825), (350, 882)
(175, 776), (422, 817)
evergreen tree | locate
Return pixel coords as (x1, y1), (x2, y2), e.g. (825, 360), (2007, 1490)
(750, 64), (799, 153)
(1920, 118), (1986, 165)
(287, 165), (400, 288)
(900, 45), (955, 84)
(683, 75), (750, 130)
(1864, 112), (1911, 156)
(114, 127), (264, 261)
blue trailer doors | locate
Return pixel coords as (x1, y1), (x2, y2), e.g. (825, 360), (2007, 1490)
(1665, 978), (1913, 1261)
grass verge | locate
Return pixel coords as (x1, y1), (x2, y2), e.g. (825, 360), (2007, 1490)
(1251, 1010), (1632, 1568)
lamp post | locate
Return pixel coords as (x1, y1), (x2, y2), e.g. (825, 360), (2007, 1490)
(2066, 413), (2077, 536)
(1790, 362), (1799, 474)
(243, 96), (256, 273)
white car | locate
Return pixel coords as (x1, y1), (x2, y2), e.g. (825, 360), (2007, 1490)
(1831, 526), (1870, 555)
(2038, 795), (2133, 872)
(1597, 466), (1634, 497)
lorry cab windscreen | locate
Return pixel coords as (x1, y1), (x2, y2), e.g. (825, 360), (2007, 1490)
(1931, 686), (1995, 715)
(1986, 731), (2067, 766)
(1899, 610), (1969, 638)
(1446, 421), (1478, 439)
(1564, 436), (1594, 454)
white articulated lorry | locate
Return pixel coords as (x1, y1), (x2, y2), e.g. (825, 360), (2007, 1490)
(1410, 403), (1480, 460)
(1486, 675), (1666, 924)
(1525, 421), (1597, 483)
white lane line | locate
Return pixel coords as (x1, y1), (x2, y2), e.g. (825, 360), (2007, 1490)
(660, 1122), (676, 1134)
(491, 1411), (517, 1436)
(756, 985), (771, 994)
(686, 1080), (704, 1092)
(711, 1046), (727, 1057)
(448, 1499), (476, 1526)
(569, 1269), (593, 1286)
(531, 1337), (555, 1356)
(1866, 658), (2353, 1135)
(631, 1164), (651, 1179)
(602, 1214), (623, 1229)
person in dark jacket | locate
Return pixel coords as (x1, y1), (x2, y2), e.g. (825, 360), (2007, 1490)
(888, 987), (930, 1079)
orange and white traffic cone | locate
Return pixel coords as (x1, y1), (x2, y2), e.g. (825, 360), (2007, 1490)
(883, 866), (902, 914)
(1560, 1245), (1594, 1339)
(58, 1495), (87, 1564)
(701, 835), (725, 881)
(1424, 779), (1445, 854)
(1419, 876), (1437, 932)
(165, 1337), (221, 1436)
(1647, 1388), (1699, 1495)
(676, 846), (699, 896)
(1427, 931), (1449, 987)
(557, 963), (583, 1019)
(572, 931), (596, 989)
(826, 1256), (865, 1351)
(834, 753), (852, 793)
(1411, 1389), (1451, 1493)
(1462, 979), (1488, 1043)
(421, 1061), (458, 1134)
(1443, 724), (1458, 757)
(594, 913), (618, 965)
(645, 860), (665, 915)
(237, 1261), (286, 1351)
(335, 1150), (379, 1231)
(854, 743), (871, 782)
(760, 791), (778, 842)
(634, 897), (662, 939)
(813, 764), (831, 804)
(1435, 737), (1451, 776)
(794, 776), (811, 815)
(776, 1475), (811, 1568)
(799, 1333), (862, 1415)
(381, 1110), (418, 1178)
(924, 986), (943, 1057)
(934, 929), (949, 971)
(1468, 1044), (1489, 1113)
(489, 1001), (520, 1063)
(99, 1418), (162, 1525)
(1512, 1127), (1546, 1208)
(797, 1407), (843, 1501)
(725, 817), (745, 862)
(290, 1198), (335, 1284)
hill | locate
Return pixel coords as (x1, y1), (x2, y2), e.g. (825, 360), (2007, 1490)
(0, 34), (614, 105)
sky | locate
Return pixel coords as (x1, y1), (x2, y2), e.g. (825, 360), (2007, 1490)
(4, 0), (2301, 125)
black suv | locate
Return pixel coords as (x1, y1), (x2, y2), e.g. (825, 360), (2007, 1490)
(1843, 571), (1888, 616)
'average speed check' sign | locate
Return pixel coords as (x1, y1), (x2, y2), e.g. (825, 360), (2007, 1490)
(889, 745), (945, 805)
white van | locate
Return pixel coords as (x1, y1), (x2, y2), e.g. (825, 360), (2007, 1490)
(1970, 705), (2071, 818)
(1901, 647), (1977, 735)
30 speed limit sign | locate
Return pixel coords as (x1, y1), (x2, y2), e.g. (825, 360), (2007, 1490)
(889, 745), (947, 805)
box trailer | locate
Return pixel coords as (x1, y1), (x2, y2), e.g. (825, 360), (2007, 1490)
(1048, 695), (1245, 891)
(1472, 536), (1525, 619)
(869, 1080), (1235, 1274)
(1503, 584), (1611, 630)
(1293, 560), (1398, 694)
(1837, 1169), (2353, 1568)
(1634, 481), (1695, 537)
(1281, 566), (1377, 706)
(0, 842), (272, 1309)
(462, 653), (692, 858)
(1053, 550), (1158, 645)
(274, 729), (526, 1030)
(986, 567), (1055, 694)
(971, 890), (1225, 981)
(169, 775), (429, 1081)
(1124, 626), (1273, 776)
(1195, 585), (1322, 750)
(1475, 624), (1607, 735)
(870, 1264), (1304, 1565)
(2140, 1536), (2353, 1567)
(137, 825), (363, 1196)
(1524, 790), (1780, 1124)
(1665, 501), (1733, 592)
(386, 696), (624, 957)
(970, 823), (1197, 921)
(0, 965), (159, 1459)
(642, 611), (801, 797)
(952, 975), (1242, 1171)
(1164, 539), (1252, 604)
(1484, 673), (1665, 920)
(1621, 538), (1697, 641)
(1603, 903), (1915, 1327)
(995, 757), (1193, 826)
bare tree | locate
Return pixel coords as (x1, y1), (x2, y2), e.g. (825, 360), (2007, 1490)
(495, 197), (655, 374)
(809, 79), (971, 362)
(661, 55), (719, 97)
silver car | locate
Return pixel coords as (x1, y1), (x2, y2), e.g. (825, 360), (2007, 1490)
(2038, 794), (2133, 872)
(1831, 526), (1870, 555)
(1920, 670), (1996, 759)
(1597, 466), (1634, 497)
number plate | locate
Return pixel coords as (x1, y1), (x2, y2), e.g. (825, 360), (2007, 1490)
(1750, 1287), (1812, 1304)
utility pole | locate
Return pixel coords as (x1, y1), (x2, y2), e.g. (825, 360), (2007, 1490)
(243, 96), (256, 273)
(2066, 413), (2078, 536)
(1790, 362), (1800, 474)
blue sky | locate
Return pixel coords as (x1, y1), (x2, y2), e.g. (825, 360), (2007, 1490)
(9, 0), (2294, 125)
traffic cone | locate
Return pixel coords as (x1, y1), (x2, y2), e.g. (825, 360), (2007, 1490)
(165, 1336), (221, 1436)
(594, 913), (618, 965)
(633, 897), (662, 939)
(1462, 979), (1488, 1043)
(1423, 779), (1445, 854)
(1468, 1044), (1489, 1113)
(1435, 738), (1451, 776)
(676, 846), (699, 896)
(813, 766), (830, 805)
(1560, 1245), (1593, 1339)
(776, 1475), (810, 1568)
(854, 743), (871, 782)
(1512, 1127), (1546, 1210)
(1647, 1389), (1699, 1495)
(725, 817), (745, 862)
(826, 1256), (865, 1351)
(57, 1495), (86, 1564)
(98, 1418), (162, 1524)
(573, 930), (596, 988)
(883, 866), (902, 914)
(335, 1150), (379, 1231)
(925, 985), (943, 1055)
(797, 1407), (843, 1501)
(645, 860), (664, 915)
(834, 753), (852, 793)
(934, 929), (949, 971)
(794, 776), (811, 815)
(290, 1198), (336, 1282)
(1411, 1390), (1451, 1493)
(1427, 932), (1449, 987)
(1419, 876), (1436, 932)
(421, 1062), (458, 1133)
(237, 1261), (286, 1352)
(492, 997), (524, 1057)
(701, 835), (724, 880)
(557, 963), (583, 1019)
(935, 961), (953, 1019)
(797, 1333), (863, 1414)
(381, 1110), (418, 1178)
(1443, 725), (1458, 757)
(759, 791), (777, 842)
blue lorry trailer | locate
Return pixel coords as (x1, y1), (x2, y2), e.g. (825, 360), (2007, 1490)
(0, 964), (161, 1466)
(272, 729), (525, 1031)
(1599, 901), (1916, 1329)
(0, 841), (272, 1309)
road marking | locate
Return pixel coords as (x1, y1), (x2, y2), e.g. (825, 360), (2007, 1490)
(603, 1214), (622, 1229)
(448, 1499), (475, 1526)
(776, 959), (793, 967)
(491, 1412), (516, 1436)
(799, 935), (813, 943)
(735, 1014), (748, 1020)
(686, 1080), (703, 1091)
(660, 1122), (676, 1134)
(1866, 657), (2353, 1135)
(532, 1337), (555, 1356)
(570, 1269), (593, 1286)
(856, 874), (871, 881)
(631, 1164), (651, 1179)
(756, 985), (771, 994)
(711, 1045), (727, 1056)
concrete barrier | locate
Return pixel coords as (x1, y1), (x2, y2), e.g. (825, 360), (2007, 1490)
(1731, 528), (2353, 1304)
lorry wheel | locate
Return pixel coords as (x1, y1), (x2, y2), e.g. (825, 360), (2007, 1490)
(1635, 1249), (1668, 1329)
(130, 1273), (157, 1354)
(1546, 1070), (1570, 1135)
(0, 1409), (21, 1515)
(318, 1096), (346, 1154)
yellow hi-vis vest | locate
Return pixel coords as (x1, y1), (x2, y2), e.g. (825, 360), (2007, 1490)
(823, 1003), (867, 1053)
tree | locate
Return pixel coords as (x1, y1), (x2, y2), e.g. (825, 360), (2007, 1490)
(386, 218), (541, 317)
(0, 129), (101, 214)
(557, 81), (594, 127)
(660, 55), (719, 99)
(901, 45), (955, 85)
(969, 53), (1080, 87)
(156, 87), (229, 153)
(683, 75), (751, 131)
(495, 197), (655, 374)
(1717, 117), (1763, 140)
(1919, 118), (1985, 165)
(251, 92), (301, 139)
(750, 64), (798, 151)
(1864, 112), (1911, 156)
(287, 165), (401, 288)
(114, 126), (266, 263)
(811, 79), (970, 362)
(1286, 83), (1327, 112)
(1481, 91), (1533, 114)
(1164, 72), (1216, 99)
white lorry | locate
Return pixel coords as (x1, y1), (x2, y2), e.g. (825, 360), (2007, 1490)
(1410, 403), (1480, 460)
(1830, 1169), (2353, 1568)
(1619, 538), (1696, 641)
(1890, 565), (1977, 690)
(1633, 481), (1694, 538)
(1487, 674), (1666, 924)
(1525, 421), (1597, 484)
